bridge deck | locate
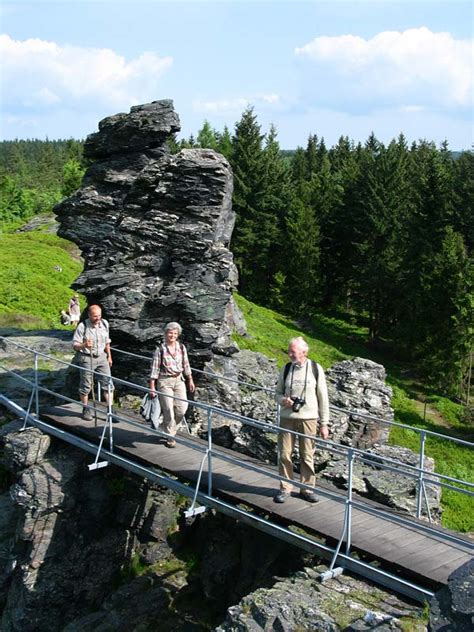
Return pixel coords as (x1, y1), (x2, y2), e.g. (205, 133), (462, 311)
(41, 402), (473, 590)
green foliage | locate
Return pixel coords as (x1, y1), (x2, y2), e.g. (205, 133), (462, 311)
(0, 139), (84, 231)
(228, 106), (472, 396)
(236, 292), (473, 532)
(233, 293), (362, 369)
(61, 158), (85, 197)
(0, 232), (83, 329)
(389, 386), (474, 532)
(196, 120), (218, 150)
(118, 551), (148, 584)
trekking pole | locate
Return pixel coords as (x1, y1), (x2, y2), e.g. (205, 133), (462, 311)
(85, 338), (98, 428)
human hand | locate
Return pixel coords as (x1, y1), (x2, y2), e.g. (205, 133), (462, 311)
(150, 389), (157, 399)
(84, 338), (93, 349)
(282, 397), (294, 408)
(320, 426), (329, 440)
(188, 379), (196, 394)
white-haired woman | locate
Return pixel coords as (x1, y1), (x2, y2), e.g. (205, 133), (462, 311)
(149, 322), (195, 448)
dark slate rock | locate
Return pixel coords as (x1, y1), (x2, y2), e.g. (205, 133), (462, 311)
(326, 357), (394, 447)
(84, 100), (180, 158)
(429, 558), (474, 631)
(56, 100), (237, 378)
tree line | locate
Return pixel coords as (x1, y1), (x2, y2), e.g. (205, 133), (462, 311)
(178, 111), (473, 398)
(0, 139), (84, 227)
(1, 117), (472, 397)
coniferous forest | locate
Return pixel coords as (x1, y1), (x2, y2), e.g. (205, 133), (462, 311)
(1, 109), (472, 398)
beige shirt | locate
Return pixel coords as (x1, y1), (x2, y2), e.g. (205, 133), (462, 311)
(73, 319), (111, 356)
(275, 361), (330, 424)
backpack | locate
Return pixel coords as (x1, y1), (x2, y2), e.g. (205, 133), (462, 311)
(283, 360), (319, 387)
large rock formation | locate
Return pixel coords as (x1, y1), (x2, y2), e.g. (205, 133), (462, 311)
(0, 418), (429, 631)
(55, 100), (239, 376)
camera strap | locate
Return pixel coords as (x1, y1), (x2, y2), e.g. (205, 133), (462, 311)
(289, 361), (309, 400)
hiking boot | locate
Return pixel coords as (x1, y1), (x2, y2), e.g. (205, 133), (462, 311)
(165, 439), (176, 448)
(300, 491), (320, 504)
(82, 407), (93, 421)
(273, 491), (289, 504)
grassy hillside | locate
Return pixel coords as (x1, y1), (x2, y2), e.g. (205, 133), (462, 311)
(234, 294), (473, 533)
(0, 230), (83, 330)
(0, 227), (471, 532)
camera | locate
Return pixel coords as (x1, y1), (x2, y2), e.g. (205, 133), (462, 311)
(292, 397), (305, 412)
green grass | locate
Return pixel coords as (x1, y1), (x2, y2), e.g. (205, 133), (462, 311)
(233, 294), (364, 369)
(234, 293), (474, 532)
(0, 231), (82, 330)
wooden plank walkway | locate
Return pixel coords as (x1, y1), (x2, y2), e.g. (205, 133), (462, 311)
(41, 402), (473, 589)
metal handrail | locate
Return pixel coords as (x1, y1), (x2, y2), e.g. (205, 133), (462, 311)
(1, 337), (473, 497)
(0, 396), (438, 603)
(1, 337), (473, 603)
(2, 339), (474, 494)
(108, 343), (473, 449)
(111, 345), (276, 394)
(1, 339), (473, 497)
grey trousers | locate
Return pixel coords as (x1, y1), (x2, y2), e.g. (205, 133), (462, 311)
(76, 353), (113, 396)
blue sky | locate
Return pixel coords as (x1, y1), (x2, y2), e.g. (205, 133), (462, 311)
(1, 0), (473, 149)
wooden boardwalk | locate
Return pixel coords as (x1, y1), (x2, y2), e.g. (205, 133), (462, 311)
(41, 402), (473, 590)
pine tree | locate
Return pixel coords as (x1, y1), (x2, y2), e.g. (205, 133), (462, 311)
(216, 126), (233, 160)
(283, 198), (321, 313)
(419, 227), (473, 394)
(230, 107), (266, 299)
(260, 125), (295, 306)
(452, 150), (474, 253)
(61, 159), (85, 197)
(196, 120), (218, 149)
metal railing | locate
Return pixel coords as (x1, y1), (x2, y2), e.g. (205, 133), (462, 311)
(1, 335), (473, 603)
(111, 345), (474, 522)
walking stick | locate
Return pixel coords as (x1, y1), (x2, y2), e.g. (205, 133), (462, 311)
(85, 337), (98, 428)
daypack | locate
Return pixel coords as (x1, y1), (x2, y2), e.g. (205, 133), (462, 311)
(283, 360), (319, 388)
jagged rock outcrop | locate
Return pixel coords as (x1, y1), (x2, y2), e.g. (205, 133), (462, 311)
(1, 417), (430, 631)
(0, 419), (184, 631)
(429, 558), (474, 631)
(55, 99), (240, 377)
(215, 566), (426, 631)
(326, 357), (393, 447)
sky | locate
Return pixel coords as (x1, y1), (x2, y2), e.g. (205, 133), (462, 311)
(1, 0), (473, 150)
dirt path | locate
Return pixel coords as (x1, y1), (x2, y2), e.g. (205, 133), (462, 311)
(412, 398), (452, 429)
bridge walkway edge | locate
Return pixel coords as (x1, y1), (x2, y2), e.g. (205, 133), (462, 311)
(37, 402), (473, 592)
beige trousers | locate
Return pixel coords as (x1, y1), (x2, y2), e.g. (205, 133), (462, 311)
(157, 375), (188, 437)
(278, 417), (317, 493)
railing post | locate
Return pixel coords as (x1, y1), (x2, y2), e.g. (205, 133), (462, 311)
(34, 351), (39, 419)
(276, 403), (281, 470)
(107, 379), (113, 454)
(207, 409), (213, 496)
(346, 448), (354, 554)
(416, 431), (426, 519)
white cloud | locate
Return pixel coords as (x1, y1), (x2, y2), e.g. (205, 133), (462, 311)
(193, 93), (280, 114)
(295, 27), (473, 111)
(0, 34), (173, 111)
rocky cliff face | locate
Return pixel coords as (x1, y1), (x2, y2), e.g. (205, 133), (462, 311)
(55, 100), (239, 373)
(0, 418), (429, 632)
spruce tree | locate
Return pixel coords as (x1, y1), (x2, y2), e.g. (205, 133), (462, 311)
(196, 120), (218, 149)
(230, 107), (266, 299)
